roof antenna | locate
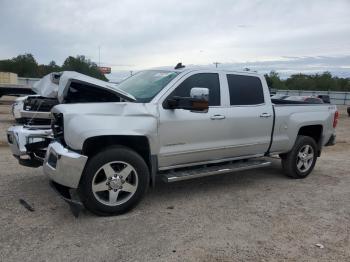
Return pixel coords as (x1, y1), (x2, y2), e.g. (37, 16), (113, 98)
(174, 62), (185, 69)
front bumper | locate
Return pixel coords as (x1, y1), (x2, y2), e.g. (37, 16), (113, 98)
(7, 125), (52, 167)
(43, 142), (88, 189)
(12, 101), (24, 119)
(19, 109), (52, 120)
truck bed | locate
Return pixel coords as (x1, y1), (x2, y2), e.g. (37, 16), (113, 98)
(270, 103), (337, 154)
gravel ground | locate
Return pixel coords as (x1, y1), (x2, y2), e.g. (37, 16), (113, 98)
(0, 98), (349, 261)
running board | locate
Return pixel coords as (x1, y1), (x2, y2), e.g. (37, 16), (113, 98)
(161, 159), (271, 183)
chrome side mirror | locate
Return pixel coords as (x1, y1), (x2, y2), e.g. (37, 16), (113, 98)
(190, 87), (209, 101)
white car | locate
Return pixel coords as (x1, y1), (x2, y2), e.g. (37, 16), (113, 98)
(7, 71), (123, 167)
(11, 96), (27, 123)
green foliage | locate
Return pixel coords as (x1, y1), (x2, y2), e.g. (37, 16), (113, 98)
(0, 53), (108, 81)
(62, 55), (107, 81)
(265, 71), (350, 91)
(264, 71), (286, 89)
(0, 53), (39, 77)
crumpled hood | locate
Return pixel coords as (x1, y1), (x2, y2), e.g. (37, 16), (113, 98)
(56, 71), (136, 103)
(32, 71), (136, 103)
(32, 72), (60, 98)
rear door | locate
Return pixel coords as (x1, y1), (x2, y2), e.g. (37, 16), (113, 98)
(223, 73), (273, 156)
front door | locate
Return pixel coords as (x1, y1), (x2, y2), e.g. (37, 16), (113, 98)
(158, 72), (231, 169)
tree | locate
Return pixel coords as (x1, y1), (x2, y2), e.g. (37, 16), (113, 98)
(0, 53), (108, 81)
(62, 55), (107, 81)
(38, 60), (60, 77)
(264, 71), (286, 89)
(0, 53), (39, 77)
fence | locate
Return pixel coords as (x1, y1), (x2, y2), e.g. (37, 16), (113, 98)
(17, 77), (40, 87)
(275, 90), (350, 105)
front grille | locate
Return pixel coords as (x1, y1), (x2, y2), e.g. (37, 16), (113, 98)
(24, 97), (58, 112)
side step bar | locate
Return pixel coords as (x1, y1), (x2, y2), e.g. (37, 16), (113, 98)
(161, 159), (271, 183)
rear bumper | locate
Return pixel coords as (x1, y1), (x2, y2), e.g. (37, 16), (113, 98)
(43, 142), (88, 189)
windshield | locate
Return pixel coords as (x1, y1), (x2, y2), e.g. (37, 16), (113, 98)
(116, 70), (179, 102)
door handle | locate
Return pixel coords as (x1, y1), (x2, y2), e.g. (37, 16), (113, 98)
(260, 113), (272, 118)
(210, 114), (226, 120)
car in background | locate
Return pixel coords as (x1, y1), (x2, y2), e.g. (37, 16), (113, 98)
(11, 72), (61, 124)
(271, 95), (324, 104)
(271, 94), (289, 100)
(12, 96), (27, 123)
(8, 71), (131, 167)
(284, 96), (324, 104)
(12, 94), (58, 124)
(317, 95), (331, 104)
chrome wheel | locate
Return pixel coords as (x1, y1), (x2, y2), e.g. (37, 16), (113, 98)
(92, 161), (138, 206)
(296, 145), (314, 173)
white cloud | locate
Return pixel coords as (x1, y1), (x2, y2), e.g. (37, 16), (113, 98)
(0, 0), (349, 78)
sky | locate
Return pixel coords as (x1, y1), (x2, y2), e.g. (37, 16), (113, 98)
(0, 0), (350, 81)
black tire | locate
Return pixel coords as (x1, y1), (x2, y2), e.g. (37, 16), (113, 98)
(281, 135), (318, 179)
(79, 146), (149, 216)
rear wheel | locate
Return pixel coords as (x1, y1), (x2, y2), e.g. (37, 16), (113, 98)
(79, 146), (149, 216)
(281, 135), (317, 179)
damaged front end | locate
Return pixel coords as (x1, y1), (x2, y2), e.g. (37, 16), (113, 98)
(7, 125), (53, 167)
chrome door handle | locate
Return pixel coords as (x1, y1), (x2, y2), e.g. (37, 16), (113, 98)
(260, 113), (272, 118)
(210, 114), (226, 120)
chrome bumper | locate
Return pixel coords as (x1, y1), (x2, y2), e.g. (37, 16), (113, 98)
(43, 142), (88, 189)
(7, 125), (52, 156)
(19, 109), (52, 120)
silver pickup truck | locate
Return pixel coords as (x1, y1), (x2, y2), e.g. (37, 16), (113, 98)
(8, 68), (338, 216)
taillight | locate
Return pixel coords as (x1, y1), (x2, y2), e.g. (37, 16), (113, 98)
(333, 111), (339, 128)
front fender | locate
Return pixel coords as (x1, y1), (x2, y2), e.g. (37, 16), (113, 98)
(64, 114), (159, 154)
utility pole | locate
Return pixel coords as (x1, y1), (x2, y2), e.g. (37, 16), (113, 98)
(213, 62), (221, 68)
(98, 46), (101, 67)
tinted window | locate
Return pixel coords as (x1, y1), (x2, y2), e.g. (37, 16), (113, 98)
(169, 73), (220, 106)
(227, 74), (264, 105)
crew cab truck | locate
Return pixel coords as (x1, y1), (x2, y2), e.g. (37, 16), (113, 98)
(41, 68), (337, 216)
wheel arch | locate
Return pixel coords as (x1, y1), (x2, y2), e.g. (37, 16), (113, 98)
(297, 124), (323, 156)
(82, 135), (157, 187)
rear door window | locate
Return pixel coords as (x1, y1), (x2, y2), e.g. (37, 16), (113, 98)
(227, 74), (264, 105)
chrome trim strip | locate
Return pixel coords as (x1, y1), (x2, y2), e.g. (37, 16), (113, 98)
(20, 110), (52, 119)
(160, 142), (267, 157)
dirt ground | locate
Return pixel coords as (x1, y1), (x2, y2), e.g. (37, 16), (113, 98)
(0, 96), (349, 261)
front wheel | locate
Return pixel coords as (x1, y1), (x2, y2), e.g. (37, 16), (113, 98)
(79, 146), (149, 216)
(281, 135), (318, 179)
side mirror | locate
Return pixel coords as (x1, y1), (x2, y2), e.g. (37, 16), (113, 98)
(190, 87), (209, 111)
(165, 87), (209, 112)
(190, 87), (209, 101)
